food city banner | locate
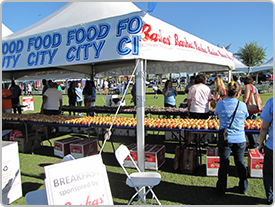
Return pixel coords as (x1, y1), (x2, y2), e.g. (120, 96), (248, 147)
(44, 154), (113, 205)
(2, 3), (235, 76)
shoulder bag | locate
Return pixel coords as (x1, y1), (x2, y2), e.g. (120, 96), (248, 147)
(218, 101), (239, 147)
(247, 84), (262, 114)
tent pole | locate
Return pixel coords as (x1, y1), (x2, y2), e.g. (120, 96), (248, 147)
(136, 59), (145, 172)
(228, 69), (232, 82)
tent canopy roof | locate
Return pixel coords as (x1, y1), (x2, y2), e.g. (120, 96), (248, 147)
(250, 57), (273, 73)
(2, 23), (13, 37)
(3, 2), (235, 81)
(3, 2), (141, 40)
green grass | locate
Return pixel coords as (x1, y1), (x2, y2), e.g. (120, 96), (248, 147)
(7, 86), (272, 205)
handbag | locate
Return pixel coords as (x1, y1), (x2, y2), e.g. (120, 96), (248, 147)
(247, 84), (262, 114)
(218, 101), (239, 147)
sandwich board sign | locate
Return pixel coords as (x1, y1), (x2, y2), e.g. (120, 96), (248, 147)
(44, 154), (113, 205)
(22, 96), (34, 111)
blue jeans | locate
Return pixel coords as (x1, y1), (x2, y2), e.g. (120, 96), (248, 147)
(263, 147), (273, 204)
(217, 142), (248, 195)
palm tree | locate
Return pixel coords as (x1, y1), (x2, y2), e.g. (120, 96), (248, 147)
(234, 41), (266, 67)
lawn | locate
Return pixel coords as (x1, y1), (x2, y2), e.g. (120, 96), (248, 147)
(7, 85), (272, 205)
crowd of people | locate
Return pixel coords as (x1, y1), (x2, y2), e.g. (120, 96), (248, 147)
(2, 74), (272, 204)
(159, 73), (272, 203)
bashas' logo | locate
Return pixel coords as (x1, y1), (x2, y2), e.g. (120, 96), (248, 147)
(3, 166), (8, 171)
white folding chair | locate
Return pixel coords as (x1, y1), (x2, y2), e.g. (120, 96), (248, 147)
(115, 144), (161, 205)
(25, 154), (75, 205)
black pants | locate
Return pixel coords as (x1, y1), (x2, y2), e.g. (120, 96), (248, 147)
(189, 112), (209, 119)
(164, 103), (176, 108)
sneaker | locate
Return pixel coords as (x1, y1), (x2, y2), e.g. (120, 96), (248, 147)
(204, 143), (209, 149)
(78, 113), (83, 117)
(51, 128), (56, 134)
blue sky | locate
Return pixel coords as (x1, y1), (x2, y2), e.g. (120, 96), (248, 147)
(2, 2), (273, 62)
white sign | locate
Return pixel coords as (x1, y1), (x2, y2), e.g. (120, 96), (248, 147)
(22, 96), (34, 111)
(44, 154), (113, 205)
(2, 141), (22, 205)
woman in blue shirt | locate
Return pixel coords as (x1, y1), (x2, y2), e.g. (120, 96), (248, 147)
(258, 97), (273, 204)
(215, 81), (249, 196)
(162, 80), (177, 108)
(75, 82), (83, 116)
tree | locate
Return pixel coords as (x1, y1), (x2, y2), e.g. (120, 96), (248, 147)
(234, 41), (266, 67)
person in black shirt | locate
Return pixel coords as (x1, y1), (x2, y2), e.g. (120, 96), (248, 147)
(68, 82), (76, 116)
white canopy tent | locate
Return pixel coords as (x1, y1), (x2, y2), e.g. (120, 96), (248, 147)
(234, 58), (249, 73)
(2, 23), (13, 37)
(250, 57), (273, 73)
(2, 2), (236, 171)
(234, 57), (273, 74)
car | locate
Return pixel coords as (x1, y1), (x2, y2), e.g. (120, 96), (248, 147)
(171, 78), (178, 83)
(252, 71), (273, 82)
(180, 77), (186, 83)
(207, 74), (228, 84)
(162, 78), (168, 83)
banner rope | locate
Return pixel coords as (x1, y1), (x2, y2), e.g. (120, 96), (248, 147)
(99, 60), (140, 154)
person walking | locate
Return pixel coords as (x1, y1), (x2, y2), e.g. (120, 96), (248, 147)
(104, 79), (109, 95)
(9, 80), (22, 114)
(210, 76), (227, 109)
(83, 80), (96, 116)
(68, 82), (76, 116)
(42, 79), (50, 95)
(243, 76), (262, 149)
(187, 74), (213, 147)
(163, 79), (177, 108)
(90, 81), (97, 107)
(215, 81), (249, 196)
(41, 82), (63, 134)
(184, 76), (195, 95)
(176, 77), (181, 90)
(152, 81), (158, 99)
(257, 97), (273, 205)
(213, 76), (227, 102)
(27, 83), (32, 96)
(2, 83), (12, 113)
(75, 82), (83, 116)
(41, 82), (63, 115)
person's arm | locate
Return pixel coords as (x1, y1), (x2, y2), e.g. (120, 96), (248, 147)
(2, 94), (12, 99)
(76, 90), (82, 99)
(174, 89), (178, 96)
(257, 120), (271, 152)
(163, 88), (169, 96)
(41, 95), (47, 112)
(187, 99), (192, 118)
(243, 84), (250, 104)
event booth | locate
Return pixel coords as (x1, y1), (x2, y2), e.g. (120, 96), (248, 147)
(2, 2), (237, 171)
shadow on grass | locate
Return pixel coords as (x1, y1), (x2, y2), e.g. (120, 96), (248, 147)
(22, 182), (43, 196)
(107, 169), (266, 205)
(21, 172), (45, 181)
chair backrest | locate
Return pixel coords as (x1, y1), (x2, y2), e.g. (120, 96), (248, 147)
(61, 154), (75, 162)
(115, 145), (130, 166)
(115, 145), (142, 175)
